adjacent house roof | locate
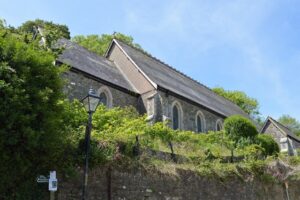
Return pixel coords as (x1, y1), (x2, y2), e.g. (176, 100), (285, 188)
(111, 39), (248, 118)
(261, 117), (300, 142)
(56, 38), (136, 93)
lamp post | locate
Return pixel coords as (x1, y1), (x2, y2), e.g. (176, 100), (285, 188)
(81, 88), (101, 200)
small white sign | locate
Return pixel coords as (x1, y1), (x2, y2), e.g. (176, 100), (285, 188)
(48, 171), (58, 191)
(37, 175), (48, 183)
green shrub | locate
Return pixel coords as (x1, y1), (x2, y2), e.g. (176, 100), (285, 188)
(243, 159), (267, 175)
(255, 134), (279, 157)
(224, 115), (258, 143)
(0, 23), (71, 199)
(223, 115), (258, 161)
(242, 144), (264, 160)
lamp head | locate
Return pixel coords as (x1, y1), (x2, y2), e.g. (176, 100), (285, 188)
(82, 88), (101, 113)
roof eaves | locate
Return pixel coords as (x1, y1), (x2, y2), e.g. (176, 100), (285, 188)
(68, 67), (140, 97)
(157, 86), (227, 118)
(270, 118), (300, 142)
(269, 117), (300, 142)
(287, 135), (300, 143)
(112, 39), (158, 89)
(260, 116), (272, 133)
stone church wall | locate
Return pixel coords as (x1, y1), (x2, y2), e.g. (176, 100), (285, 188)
(157, 91), (223, 132)
(62, 70), (225, 132)
(263, 121), (284, 145)
(62, 70), (139, 109)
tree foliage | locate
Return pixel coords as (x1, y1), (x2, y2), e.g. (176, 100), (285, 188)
(224, 115), (258, 146)
(255, 134), (279, 157)
(278, 114), (300, 136)
(0, 22), (72, 199)
(72, 32), (143, 56)
(212, 87), (259, 117)
(18, 19), (70, 48)
(0, 19), (6, 28)
(223, 115), (259, 161)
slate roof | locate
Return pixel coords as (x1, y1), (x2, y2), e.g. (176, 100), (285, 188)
(261, 117), (300, 142)
(114, 40), (248, 118)
(56, 39), (136, 92)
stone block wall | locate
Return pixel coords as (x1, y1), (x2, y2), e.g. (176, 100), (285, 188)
(57, 165), (299, 200)
(156, 91), (223, 132)
(263, 121), (284, 145)
(62, 70), (139, 109)
(63, 70), (230, 133)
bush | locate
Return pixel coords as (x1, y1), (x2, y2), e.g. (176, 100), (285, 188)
(224, 115), (258, 144)
(242, 144), (264, 160)
(0, 23), (71, 199)
(255, 134), (279, 157)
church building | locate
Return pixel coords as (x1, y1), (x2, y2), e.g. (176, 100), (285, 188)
(56, 38), (248, 132)
(261, 117), (300, 155)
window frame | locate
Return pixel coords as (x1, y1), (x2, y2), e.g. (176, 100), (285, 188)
(216, 119), (223, 131)
(97, 86), (113, 108)
(171, 101), (183, 130)
(195, 111), (206, 133)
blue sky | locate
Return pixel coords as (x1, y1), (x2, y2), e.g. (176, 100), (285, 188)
(2, 0), (300, 120)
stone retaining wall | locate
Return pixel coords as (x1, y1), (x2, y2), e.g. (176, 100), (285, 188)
(57, 165), (300, 200)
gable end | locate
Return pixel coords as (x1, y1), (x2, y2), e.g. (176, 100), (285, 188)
(106, 39), (157, 93)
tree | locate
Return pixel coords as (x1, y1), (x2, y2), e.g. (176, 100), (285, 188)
(224, 115), (258, 142)
(18, 19), (70, 47)
(72, 32), (143, 56)
(0, 19), (5, 28)
(212, 87), (259, 117)
(223, 115), (258, 161)
(0, 22), (71, 199)
(278, 115), (300, 136)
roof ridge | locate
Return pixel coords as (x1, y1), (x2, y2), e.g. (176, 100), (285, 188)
(115, 39), (245, 111)
(269, 117), (293, 132)
(267, 117), (300, 141)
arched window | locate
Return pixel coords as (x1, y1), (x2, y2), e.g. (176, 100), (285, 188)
(97, 86), (113, 108)
(99, 92), (108, 106)
(216, 119), (223, 131)
(195, 111), (206, 133)
(173, 105), (179, 130)
(171, 101), (182, 130)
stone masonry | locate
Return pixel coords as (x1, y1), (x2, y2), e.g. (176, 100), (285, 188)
(63, 70), (139, 110)
(156, 91), (223, 132)
(63, 70), (224, 132)
(57, 165), (300, 200)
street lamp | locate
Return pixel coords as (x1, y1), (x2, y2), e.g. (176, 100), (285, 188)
(81, 88), (101, 200)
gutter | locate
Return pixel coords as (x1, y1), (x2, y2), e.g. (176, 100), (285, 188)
(56, 60), (140, 98)
(157, 85), (227, 119)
